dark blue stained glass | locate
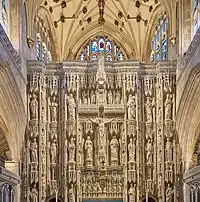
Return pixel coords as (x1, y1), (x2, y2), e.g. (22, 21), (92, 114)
(194, 0), (198, 9)
(151, 51), (155, 63)
(36, 38), (41, 60)
(194, 10), (199, 33)
(156, 43), (161, 61)
(2, 0), (6, 11)
(162, 37), (167, 61)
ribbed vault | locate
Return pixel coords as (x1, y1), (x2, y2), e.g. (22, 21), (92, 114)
(26, 0), (177, 61)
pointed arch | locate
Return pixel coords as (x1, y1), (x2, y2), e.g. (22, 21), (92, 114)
(63, 21), (138, 61)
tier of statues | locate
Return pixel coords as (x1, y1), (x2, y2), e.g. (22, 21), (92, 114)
(24, 60), (180, 202)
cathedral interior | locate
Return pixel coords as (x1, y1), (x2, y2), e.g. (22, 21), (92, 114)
(0, 0), (200, 202)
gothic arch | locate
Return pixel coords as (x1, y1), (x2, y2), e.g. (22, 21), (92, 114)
(0, 57), (26, 161)
(37, 6), (58, 60)
(142, 4), (166, 62)
(63, 21), (137, 61)
(176, 63), (200, 170)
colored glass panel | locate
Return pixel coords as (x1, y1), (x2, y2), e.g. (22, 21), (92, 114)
(99, 37), (105, 52)
(106, 40), (112, 52)
(91, 41), (98, 52)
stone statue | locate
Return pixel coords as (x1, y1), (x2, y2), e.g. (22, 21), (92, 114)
(128, 183), (136, 202)
(41, 176), (46, 198)
(96, 55), (106, 82)
(91, 90), (96, 104)
(30, 184), (38, 202)
(128, 138), (136, 162)
(67, 94), (75, 120)
(89, 117), (116, 146)
(116, 90), (121, 104)
(51, 96), (57, 122)
(165, 138), (173, 162)
(50, 141), (57, 164)
(85, 136), (93, 161)
(146, 139), (153, 163)
(166, 184), (174, 202)
(145, 96), (153, 123)
(68, 184), (75, 202)
(108, 90), (113, 104)
(165, 94), (173, 120)
(127, 94), (136, 119)
(30, 138), (38, 162)
(69, 137), (75, 162)
(82, 91), (88, 104)
(99, 145), (106, 165)
(30, 94), (38, 120)
(110, 135), (119, 164)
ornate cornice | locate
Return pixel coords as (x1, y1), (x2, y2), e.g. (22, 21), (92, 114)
(183, 27), (200, 66)
(0, 166), (20, 186)
(0, 24), (21, 69)
(28, 60), (176, 76)
(183, 165), (200, 183)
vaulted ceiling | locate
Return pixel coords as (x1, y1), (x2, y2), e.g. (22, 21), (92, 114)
(28, 0), (176, 61)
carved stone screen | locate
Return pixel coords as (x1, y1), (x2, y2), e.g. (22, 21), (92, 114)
(22, 57), (182, 202)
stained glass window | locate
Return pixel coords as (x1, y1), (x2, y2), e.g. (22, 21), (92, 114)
(35, 15), (53, 63)
(91, 40), (98, 52)
(78, 36), (127, 61)
(193, 0), (199, 35)
(151, 13), (168, 63)
(1, 0), (8, 33)
(36, 35), (41, 60)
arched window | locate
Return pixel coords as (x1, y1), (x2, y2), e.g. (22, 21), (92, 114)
(151, 13), (168, 63)
(78, 36), (127, 61)
(36, 34), (42, 60)
(1, 0), (8, 33)
(193, 0), (199, 36)
(35, 15), (53, 63)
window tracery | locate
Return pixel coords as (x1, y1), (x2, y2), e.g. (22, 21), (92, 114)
(78, 36), (127, 61)
(35, 16), (53, 63)
(150, 13), (168, 63)
(1, 0), (8, 33)
(193, 0), (199, 36)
